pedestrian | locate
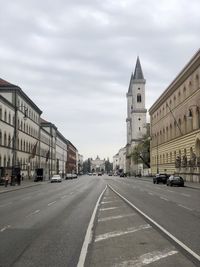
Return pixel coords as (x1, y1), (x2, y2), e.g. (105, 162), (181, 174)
(5, 173), (9, 187)
(10, 175), (15, 186)
(17, 173), (21, 186)
(21, 173), (24, 181)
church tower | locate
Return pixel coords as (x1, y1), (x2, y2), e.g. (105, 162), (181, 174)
(126, 57), (147, 174)
(126, 57), (147, 146)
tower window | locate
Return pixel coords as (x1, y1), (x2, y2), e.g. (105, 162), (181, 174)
(137, 94), (142, 103)
(138, 118), (141, 121)
(139, 127), (141, 131)
(138, 87), (140, 90)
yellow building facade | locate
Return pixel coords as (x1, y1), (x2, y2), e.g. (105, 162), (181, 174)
(149, 49), (200, 182)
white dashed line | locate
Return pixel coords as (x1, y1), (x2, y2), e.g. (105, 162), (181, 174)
(99, 207), (118, 211)
(178, 204), (193, 211)
(148, 192), (154, 196)
(181, 193), (190, 197)
(98, 213), (135, 222)
(26, 209), (40, 217)
(160, 197), (169, 201)
(167, 189), (174, 193)
(0, 225), (11, 232)
(61, 195), (67, 199)
(116, 248), (178, 267)
(48, 201), (57, 206)
(95, 224), (151, 242)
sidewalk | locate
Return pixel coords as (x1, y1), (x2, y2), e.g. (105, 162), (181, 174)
(131, 176), (200, 190)
(0, 179), (48, 194)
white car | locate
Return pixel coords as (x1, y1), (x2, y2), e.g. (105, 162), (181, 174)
(50, 174), (62, 183)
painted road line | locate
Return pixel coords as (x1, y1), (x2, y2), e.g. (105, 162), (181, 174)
(98, 213), (136, 222)
(99, 207), (118, 211)
(0, 225), (11, 232)
(48, 201), (57, 206)
(77, 186), (107, 267)
(26, 209), (40, 217)
(148, 192), (154, 196)
(108, 184), (200, 263)
(95, 224), (151, 242)
(61, 195), (67, 199)
(160, 197), (169, 201)
(167, 189), (174, 193)
(181, 193), (191, 197)
(101, 200), (119, 204)
(178, 204), (193, 211)
(116, 248), (178, 267)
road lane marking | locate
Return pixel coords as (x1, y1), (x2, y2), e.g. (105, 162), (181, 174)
(109, 184), (200, 263)
(77, 186), (107, 267)
(181, 193), (191, 197)
(167, 189), (174, 193)
(178, 204), (193, 211)
(48, 201), (57, 206)
(160, 197), (169, 201)
(26, 209), (41, 217)
(116, 248), (178, 266)
(95, 224), (151, 242)
(98, 213), (136, 222)
(148, 192), (154, 196)
(0, 225), (11, 232)
(101, 200), (119, 204)
(61, 195), (67, 199)
(99, 207), (118, 211)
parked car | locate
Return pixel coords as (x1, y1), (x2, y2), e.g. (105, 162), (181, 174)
(50, 174), (62, 183)
(167, 175), (184, 187)
(98, 172), (102, 176)
(153, 173), (169, 184)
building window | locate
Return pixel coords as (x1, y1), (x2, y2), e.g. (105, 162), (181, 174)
(137, 94), (142, 103)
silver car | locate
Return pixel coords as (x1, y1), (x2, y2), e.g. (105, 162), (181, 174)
(50, 174), (62, 183)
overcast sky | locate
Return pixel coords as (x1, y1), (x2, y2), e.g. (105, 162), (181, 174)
(0, 0), (199, 161)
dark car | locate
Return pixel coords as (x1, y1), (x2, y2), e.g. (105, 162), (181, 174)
(153, 173), (169, 184)
(167, 175), (184, 187)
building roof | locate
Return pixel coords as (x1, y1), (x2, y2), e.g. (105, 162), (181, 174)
(0, 78), (17, 87)
(133, 57), (144, 80)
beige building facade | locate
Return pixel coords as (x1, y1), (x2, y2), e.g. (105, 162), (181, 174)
(149, 49), (200, 182)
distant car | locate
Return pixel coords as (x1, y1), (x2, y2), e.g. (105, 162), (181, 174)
(98, 172), (102, 176)
(153, 173), (169, 184)
(167, 175), (184, 187)
(50, 174), (62, 183)
(108, 172), (113, 176)
(88, 173), (92, 176)
(93, 173), (97, 176)
(120, 173), (127, 177)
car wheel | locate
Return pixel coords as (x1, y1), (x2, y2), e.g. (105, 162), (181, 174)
(156, 180), (159, 184)
(153, 181), (156, 184)
(167, 183), (169, 186)
(170, 182), (173, 186)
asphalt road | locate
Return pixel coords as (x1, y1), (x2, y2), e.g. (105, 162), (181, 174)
(0, 176), (106, 267)
(0, 175), (199, 267)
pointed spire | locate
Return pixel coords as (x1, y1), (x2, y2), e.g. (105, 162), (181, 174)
(127, 73), (134, 94)
(133, 57), (144, 80)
